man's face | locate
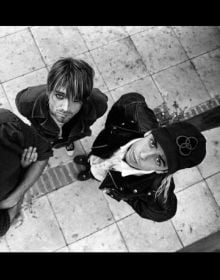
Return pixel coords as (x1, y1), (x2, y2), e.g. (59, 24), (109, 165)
(125, 132), (168, 172)
(48, 87), (82, 124)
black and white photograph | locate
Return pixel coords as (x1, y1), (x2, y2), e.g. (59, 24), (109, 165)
(0, 26), (220, 252)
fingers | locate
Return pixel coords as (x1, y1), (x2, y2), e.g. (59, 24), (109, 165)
(22, 147), (38, 163)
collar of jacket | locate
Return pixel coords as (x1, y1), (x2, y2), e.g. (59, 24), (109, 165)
(30, 90), (87, 136)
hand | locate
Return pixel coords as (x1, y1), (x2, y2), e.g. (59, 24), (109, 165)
(21, 146), (38, 168)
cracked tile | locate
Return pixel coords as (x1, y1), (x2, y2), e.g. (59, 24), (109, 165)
(48, 180), (113, 244)
(153, 61), (210, 114)
(2, 67), (48, 113)
(75, 51), (108, 92)
(0, 29), (45, 82)
(173, 167), (203, 192)
(0, 236), (10, 252)
(131, 26), (188, 74)
(78, 26), (128, 49)
(110, 76), (163, 109)
(90, 37), (148, 90)
(0, 85), (12, 110)
(198, 128), (220, 178)
(6, 195), (66, 251)
(0, 26), (28, 38)
(118, 214), (182, 252)
(31, 26), (88, 65)
(192, 48), (220, 97)
(69, 224), (127, 252)
(172, 181), (220, 246)
(103, 192), (134, 221)
(206, 172), (220, 207)
(172, 26), (220, 58)
(124, 26), (154, 35)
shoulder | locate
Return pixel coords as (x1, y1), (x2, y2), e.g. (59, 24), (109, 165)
(0, 108), (19, 124)
(15, 85), (47, 116)
(85, 88), (108, 118)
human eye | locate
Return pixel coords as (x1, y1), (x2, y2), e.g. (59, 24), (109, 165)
(155, 156), (161, 166)
(150, 137), (157, 148)
(55, 93), (64, 100)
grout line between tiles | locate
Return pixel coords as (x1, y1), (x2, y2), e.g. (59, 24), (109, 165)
(45, 194), (69, 248)
(0, 27), (29, 39)
(171, 26), (214, 100)
(28, 27), (48, 68)
(170, 220), (185, 249)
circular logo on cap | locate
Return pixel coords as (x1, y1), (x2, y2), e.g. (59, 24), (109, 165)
(176, 136), (198, 156)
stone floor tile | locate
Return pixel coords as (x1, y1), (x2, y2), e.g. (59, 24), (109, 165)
(192, 48), (220, 97)
(90, 37), (148, 90)
(173, 167), (203, 192)
(69, 224), (127, 252)
(117, 214), (182, 252)
(172, 26), (220, 58)
(31, 26), (88, 65)
(78, 26), (128, 50)
(75, 51), (108, 92)
(0, 26), (28, 38)
(54, 246), (70, 252)
(131, 26), (188, 74)
(153, 61), (210, 114)
(0, 237), (10, 252)
(124, 26), (154, 35)
(103, 192), (134, 221)
(172, 181), (220, 246)
(0, 29), (45, 82)
(198, 128), (220, 178)
(5, 195), (66, 251)
(0, 85), (12, 110)
(47, 180), (114, 244)
(206, 172), (220, 207)
(2, 67), (48, 112)
(110, 76), (163, 109)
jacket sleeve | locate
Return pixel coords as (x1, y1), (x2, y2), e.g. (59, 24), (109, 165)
(126, 180), (177, 222)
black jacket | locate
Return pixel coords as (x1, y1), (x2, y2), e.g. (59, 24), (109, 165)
(15, 85), (108, 146)
(91, 93), (177, 222)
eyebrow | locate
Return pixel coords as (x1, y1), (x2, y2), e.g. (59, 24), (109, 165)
(55, 90), (65, 95)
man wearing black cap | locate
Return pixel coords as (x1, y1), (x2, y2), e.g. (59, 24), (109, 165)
(0, 109), (53, 236)
(74, 93), (206, 222)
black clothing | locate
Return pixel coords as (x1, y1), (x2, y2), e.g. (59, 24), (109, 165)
(91, 93), (177, 222)
(15, 85), (108, 147)
(0, 109), (53, 236)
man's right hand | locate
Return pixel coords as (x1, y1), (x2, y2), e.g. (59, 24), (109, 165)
(21, 146), (38, 168)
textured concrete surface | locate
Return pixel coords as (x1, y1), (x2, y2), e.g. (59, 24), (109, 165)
(0, 26), (220, 252)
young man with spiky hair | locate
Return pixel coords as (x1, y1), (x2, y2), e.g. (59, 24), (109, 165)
(16, 57), (108, 156)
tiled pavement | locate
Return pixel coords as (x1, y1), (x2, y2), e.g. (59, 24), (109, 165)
(0, 26), (220, 252)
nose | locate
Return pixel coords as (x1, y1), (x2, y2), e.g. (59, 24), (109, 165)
(61, 99), (69, 111)
(139, 151), (155, 161)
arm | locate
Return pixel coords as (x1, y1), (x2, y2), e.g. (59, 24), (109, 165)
(0, 159), (48, 209)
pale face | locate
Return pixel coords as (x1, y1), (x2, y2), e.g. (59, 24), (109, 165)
(48, 87), (82, 124)
(125, 132), (168, 172)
